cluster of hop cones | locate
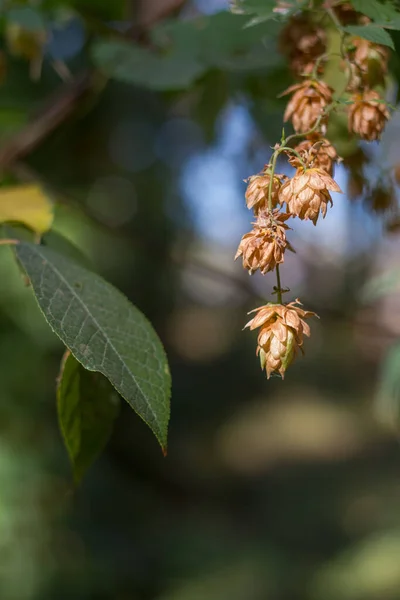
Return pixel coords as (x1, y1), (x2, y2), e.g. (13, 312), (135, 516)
(236, 2), (391, 379)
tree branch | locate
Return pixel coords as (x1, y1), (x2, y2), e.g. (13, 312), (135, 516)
(0, 0), (186, 170)
(0, 71), (93, 169)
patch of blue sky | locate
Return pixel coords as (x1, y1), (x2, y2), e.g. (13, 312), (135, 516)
(181, 101), (382, 257)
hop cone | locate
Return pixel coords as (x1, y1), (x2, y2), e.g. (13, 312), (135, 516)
(279, 167), (342, 225)
(235, 210), (293, 275)
(245, 300), (318, 378)
(348, 90), (390, 141)
(282, 80), (333, 133)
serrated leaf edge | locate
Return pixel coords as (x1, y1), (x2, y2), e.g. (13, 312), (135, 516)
(16, 243), (170, 451)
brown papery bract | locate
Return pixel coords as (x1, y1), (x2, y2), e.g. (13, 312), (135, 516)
(245, 167), (287, 214)
(279, 14), (327, 76)
(291, 135), (340, 176)
(245, 300), (318, 378)
(235, 209), (293, 275)
(348, 90), (390, 141)
(346, 37), (389, 89)
(282, 79), (333, 133)
(279, 167), (342, 225)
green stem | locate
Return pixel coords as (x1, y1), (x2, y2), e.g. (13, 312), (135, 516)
(311, 52), (329, 79)
(326, 6), (355, 95)
(267, 150), (285, 304)
(267, 150), (280, 211)
(285, 113), (326, 146)
(279, 147), (307, 169)
(264, 4), (356, 307)
(275, 264), (283, 304)
(326, 6), (342, 29)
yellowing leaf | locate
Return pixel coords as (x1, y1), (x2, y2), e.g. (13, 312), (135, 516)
(0, 184), (53, 234)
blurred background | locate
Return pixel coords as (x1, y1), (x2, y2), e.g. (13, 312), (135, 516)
(2, 0), (400, 598)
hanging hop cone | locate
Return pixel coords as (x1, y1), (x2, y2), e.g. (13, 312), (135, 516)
(245, 166), (287, 214)
(282, 79), (333, 134)
(245, 299), (318, 379)
(279, 14), (327, 76)
(346, 37), (389, 90)
(279, 166), (342, 225)
(291, 135), (340, 176)
(235, 209), (294, 275)
(348, 90), (390, 141)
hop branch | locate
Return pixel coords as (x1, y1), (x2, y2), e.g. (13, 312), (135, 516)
(236, 1), (393, 379)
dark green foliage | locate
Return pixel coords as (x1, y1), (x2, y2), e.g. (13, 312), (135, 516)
(16, 242), (171, 450)
(57, 351), (120, 483)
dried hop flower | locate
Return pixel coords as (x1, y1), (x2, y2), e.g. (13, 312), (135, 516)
(291, 135), (340, 176)
(279, 167), (342, 224)
(245, 299), (318, 378)
(348, 90), (390, 141)
(279, 14), (327, 76)
(282, 79), (333, 133)
(235, 209), (294, 275)
(245, 166), (287, 213)
(347, 37), (389, 89)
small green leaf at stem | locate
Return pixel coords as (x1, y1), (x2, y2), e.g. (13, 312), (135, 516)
(344, 24), (395, 49)
(15, 242), (171, 451)
(57, 350), (120, 484)
(348, 0), (400, 30)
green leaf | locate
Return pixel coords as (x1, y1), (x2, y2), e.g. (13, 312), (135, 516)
(15, 242), (171, 450)
(6, 7), (46, 32)
(376, 343), (400, 428)
(41, 231), (92, 268)
(41, 0), (126, 20)
(361, 269), (400, 302)
(0, 107), (28, 138)
(57, 350), (120, 483)
(231, 0), (276, 11)
(153, 12), (275, 66)
(344, 24), (395, 48)
(92, 39), (205, 91)
(348, 0), (400, 30)
(195, 70), (229, 142)
(92, 12), (282, 90)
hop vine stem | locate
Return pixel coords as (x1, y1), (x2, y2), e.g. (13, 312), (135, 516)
(325, 5), (357, 95)
(268, 145), (284, 303)
(267, 112), (329, 304)
(275, 264), (283, 304)
(326, 6), (343, 30)
(237, 0), (395, 378)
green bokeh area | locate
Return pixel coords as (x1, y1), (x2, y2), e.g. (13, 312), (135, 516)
(1, 1), (400, 599)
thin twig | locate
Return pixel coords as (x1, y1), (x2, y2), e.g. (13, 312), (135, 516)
(0, 239), (19, 246)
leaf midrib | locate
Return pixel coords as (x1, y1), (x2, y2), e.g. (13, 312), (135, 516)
(27, 244), (160, 434)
